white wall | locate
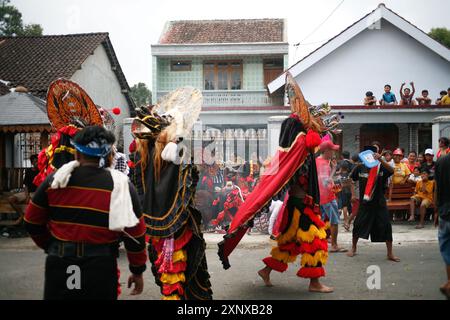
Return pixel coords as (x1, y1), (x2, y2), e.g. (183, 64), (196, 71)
(71, 45), (130, 137)
(294, 20), (450, 105)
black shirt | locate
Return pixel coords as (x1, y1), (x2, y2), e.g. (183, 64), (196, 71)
(23, 167), (39, 192)
(435, 154), (450, 207)
(351, 164), (392, 206)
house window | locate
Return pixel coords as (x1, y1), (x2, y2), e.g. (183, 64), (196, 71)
(16, 132), (41, 167)
(170, 60), (191, 71)
(203, 61), (242, 90)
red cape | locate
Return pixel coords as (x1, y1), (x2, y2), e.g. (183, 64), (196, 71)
(218, 132), (310, 269)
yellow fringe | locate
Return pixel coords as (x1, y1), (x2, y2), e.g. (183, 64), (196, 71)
(296, 225), (327, 243)
(162, 294), (181, 300)
(277, 208), (300, 245)
(172, 250), (187, 263)
(160, 272), (186, 285)
(270, 247), (297, 264)
(300, 250), (328, 267)
(324, 221), (331, 230)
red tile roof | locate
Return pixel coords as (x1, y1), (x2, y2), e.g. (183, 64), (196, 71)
(159, 19), (285, 44)
(0, 33), (135, 114)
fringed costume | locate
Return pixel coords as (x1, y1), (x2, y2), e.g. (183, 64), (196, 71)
(132, 87), (212, 300)
(218, 73), (342, 281)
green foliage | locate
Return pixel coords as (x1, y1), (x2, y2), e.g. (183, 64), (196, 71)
(130, 82), (152, 107)
(0, 0), (43, 36)
(428, 27), (450, 48)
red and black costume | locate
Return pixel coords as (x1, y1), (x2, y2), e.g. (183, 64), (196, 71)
(24, 166), (147, 299)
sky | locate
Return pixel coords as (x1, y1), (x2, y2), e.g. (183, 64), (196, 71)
(11, 0), (450, 89)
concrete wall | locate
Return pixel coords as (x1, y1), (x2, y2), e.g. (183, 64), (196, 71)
(294, 19), (450, 105)
(71, 45), (130, 137)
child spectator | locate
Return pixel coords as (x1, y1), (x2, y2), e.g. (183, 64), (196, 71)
(379, 84), (397, 105)
(408, 167), (435, 228)
(399, 82), (416, 105)
(336, 163), (352, 231)
(436, 90), (447, 105)
(408, 166), (422, 184)
(364, 91), (377, 106)
(382, 150), (394, 167)
(416, 90), (432, 105)
(441, 88), (450, 105)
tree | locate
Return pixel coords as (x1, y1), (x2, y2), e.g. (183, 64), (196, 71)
(0, 0), (43, 36)
(130, 82), (152, 107)
(429, 27), (450, 49)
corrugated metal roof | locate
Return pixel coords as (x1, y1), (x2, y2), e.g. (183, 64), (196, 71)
(0, 92), (48, 125)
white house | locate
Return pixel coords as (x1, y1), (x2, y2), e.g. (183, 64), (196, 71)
(268, 3), (450, 157)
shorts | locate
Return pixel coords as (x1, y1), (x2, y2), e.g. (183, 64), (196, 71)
(411, 196), (432, 208)
(321, 199), (339, 225)
(353, 203), (393, 242)
(339, 192), (352, 212)
(438, 218), (450, 265)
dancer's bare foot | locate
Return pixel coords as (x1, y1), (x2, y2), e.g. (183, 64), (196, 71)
(387, 255), (400, 262)
(346, 250), (357, 257)
(257, 268), (273, 287)
(309, 281), (334, 293)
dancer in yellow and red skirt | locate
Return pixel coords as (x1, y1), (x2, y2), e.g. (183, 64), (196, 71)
(218, 72), (343, 293)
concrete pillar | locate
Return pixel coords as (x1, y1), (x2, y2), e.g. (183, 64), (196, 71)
(123, 118), (133, 157)
(432, 116), (450, 160)
(267, 116), (287, 157)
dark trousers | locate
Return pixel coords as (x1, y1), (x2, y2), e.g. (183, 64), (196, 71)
(353, 203), (393, 242)
(44, 255), (118, 300)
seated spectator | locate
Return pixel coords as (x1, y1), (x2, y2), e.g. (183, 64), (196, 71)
(416, 90), (432, 106)
(364, 91), (377, 105)
(379, 84), (397, 105)
(382, 149), (394, 167)
(436, 90), (447, 105)
(399, 82), (416, 105)
(408, 168), (435, 228)
(437, 137), (450, 159)
(392, 148), (411, 184)
(421, 149), (436, 180)
(8, 154), (39, 219)
(441, 88), (450, 105)
(405, 151), (418, 172)
(408, 166), (422, 184)
(417, 152), (425, 165)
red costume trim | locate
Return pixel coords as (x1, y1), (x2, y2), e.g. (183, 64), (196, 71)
(162, 283), (184, 296)
(263, 257), (288, 272)
(297, 267), (325, 278)
(299, 238), (328, 254)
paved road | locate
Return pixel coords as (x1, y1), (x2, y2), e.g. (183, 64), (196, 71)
(0, 241), (446, 300)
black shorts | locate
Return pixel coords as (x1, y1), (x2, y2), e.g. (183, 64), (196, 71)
(352, 203), (393, 242)
(44, 255), (118, 300)
(339, 192), (352, 211)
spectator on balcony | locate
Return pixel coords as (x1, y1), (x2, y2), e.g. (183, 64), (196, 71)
(399, 82), (416, 106)
(408, 166), (422, 184)
(409, 167), (435, 227)
(364, 91), (377, 106)
(405, 151), (418, 172)
(392, 148), (411, 185)
(437, 137), (450, 159)
(379, 84), (397, 105)
(436, 90), (448, 105)
(421, 149), (436, 180)
(440, 88), (450, 105)
(416, 90), (432, 106)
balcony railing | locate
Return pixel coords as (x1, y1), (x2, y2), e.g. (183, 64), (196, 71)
(156, 90), (284, 107)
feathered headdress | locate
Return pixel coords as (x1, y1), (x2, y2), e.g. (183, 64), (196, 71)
(285, 72), (342, 134)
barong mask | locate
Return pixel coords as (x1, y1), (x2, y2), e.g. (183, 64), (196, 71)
(285, 72), (342, 135)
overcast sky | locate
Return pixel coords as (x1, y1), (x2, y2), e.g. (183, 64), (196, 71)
(11, 0), (450, 89)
